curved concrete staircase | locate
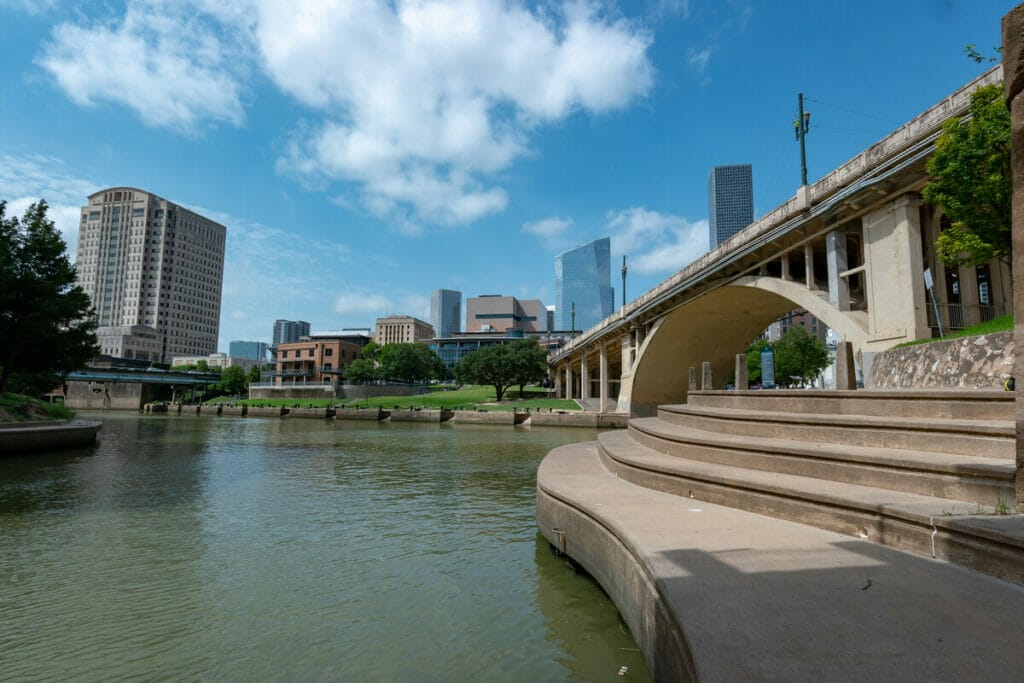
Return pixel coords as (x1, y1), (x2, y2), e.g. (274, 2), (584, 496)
(536, 389), (1024, 680)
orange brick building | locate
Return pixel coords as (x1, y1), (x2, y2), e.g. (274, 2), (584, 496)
(275, 336), (364, 387)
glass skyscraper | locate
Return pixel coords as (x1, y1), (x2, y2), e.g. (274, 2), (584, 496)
(555, 237), (614, 332)
(430, 288), (462, 338)
(708, 164), (754, 248)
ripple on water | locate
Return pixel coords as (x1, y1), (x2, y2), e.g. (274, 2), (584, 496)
(0, 415), (650, 682)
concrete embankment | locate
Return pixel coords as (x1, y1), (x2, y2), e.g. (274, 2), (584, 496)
(141, 403), (622, 428)
(537, 441), (1024, 681)
(0, 419), (102, 453)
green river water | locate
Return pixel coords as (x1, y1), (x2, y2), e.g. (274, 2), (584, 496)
(0, 413), (650, 681)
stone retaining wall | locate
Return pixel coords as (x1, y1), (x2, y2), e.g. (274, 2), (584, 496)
(868, 332), (1014, 389)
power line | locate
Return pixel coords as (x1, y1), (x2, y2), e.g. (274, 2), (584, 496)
(804, 96), (901, 125)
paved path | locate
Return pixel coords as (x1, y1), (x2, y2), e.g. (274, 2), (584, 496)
(537, 442), (1024, 681)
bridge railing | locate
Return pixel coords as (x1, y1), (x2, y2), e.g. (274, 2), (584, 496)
(926, 303), (1007, 332)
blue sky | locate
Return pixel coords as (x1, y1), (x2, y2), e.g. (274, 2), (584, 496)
(0, 0), (1011, 350)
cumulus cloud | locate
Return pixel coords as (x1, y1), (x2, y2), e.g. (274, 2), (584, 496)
(606, 207), (707, 274)
(333, 291), (429, 321)
(0, 153), (101, 256)
(38, 2), (248, 133)
(522, 216), (574, 250)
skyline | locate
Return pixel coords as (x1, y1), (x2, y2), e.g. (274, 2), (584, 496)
(0, 1), (1012, 350)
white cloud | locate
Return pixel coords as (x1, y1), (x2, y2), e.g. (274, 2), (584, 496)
(687, 46), (714, 84)
(38, 2), (247, 133)
(333, 291), (429, 321)
(523, 216), (574, 250)
(0, 153), (100, 256)
(606, 207), (707, 274)
(265, 0), (654, 225)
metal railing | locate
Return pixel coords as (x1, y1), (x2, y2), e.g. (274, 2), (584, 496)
(926, 303), (1005, 331)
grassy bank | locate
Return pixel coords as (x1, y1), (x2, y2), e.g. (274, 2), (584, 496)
(208, 385), (581, 412)
(0, 393), (75, 422)
(895, 315), (1013, 348)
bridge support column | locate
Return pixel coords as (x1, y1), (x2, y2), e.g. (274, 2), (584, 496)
(958, 265), (982, 327)
(553, 366), (562, 398)
(862, 193), (930, 348)
(580, 355), (590, 401)
(599, 344), (609, 413)
(781, 252), (792, 281)
(734, 354), (748, 390)
(565, 364), (574, 400)
(804, 243), (817, 290)
(827, 229), (851, 311)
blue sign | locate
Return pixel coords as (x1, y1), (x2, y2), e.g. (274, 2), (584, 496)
(760, 348), (775, 389)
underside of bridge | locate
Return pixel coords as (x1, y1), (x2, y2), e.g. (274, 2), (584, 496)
(627, 286), (797, 416)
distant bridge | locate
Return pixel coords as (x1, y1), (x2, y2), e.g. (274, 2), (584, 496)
(550, 66), (1007, 416)
(66, 369), (220, 385)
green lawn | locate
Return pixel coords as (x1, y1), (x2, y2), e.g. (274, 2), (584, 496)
(895, 315), (1013, 348)
(0, 393), (75, 421)
(209, 385), (580, 412)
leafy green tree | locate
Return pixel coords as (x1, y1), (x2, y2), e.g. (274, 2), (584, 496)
(508, 339), (548, 397)
(344, 358), (378, 383)
(0, 200), (98, 394)
(454, 344), (517, 401)
(246, 364), (262, 385)
(360, 341), (381, 361)
(772, 326), (832, 388)
(218, 365), (247, 395)
(923, 83), (1010, 267)
(377, 343), (445, 382)
(744, 337), (772, 385)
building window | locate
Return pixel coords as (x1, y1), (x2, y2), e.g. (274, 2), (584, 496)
(324, 348), (333, 357)
(281, 350), (288, 358)
(308, 349), (314, 357)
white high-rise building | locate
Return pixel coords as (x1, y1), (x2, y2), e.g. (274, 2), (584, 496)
(76, 187), (226, 362)
(430, 289), (462, 338)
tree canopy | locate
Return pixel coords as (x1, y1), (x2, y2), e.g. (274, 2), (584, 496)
(376, 343), (446, 383)
(744, 326), (831, 388)
(218, 365), (247, 395)
(0, 200), (98, 394)
(343, 358), (379, 383)
(454, 339), (548, 401)
(922, 83), (1011, 268)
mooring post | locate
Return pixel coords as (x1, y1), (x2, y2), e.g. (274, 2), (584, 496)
(701, 361), (713, 391)
(735, 354), (748, 390)
(688, 367), (697, 392)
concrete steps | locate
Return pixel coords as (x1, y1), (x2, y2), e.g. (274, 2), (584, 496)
(599, 390), (1024, 586)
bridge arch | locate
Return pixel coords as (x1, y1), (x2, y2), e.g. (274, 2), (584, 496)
(625, 279), (868, 416)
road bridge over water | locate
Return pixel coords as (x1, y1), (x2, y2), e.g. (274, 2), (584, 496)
(550, 66), (1007, 416)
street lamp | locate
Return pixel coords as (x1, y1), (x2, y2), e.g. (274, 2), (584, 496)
(621, 255), (628, 310)
(570, 300), (576, 339)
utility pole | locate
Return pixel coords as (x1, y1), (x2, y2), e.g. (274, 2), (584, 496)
(570, 301), (576, 338)
(795, 93), (811, 186)
(621, 255), (628, 310)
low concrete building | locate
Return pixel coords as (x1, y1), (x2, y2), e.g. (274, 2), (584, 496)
(465, 295), (548, 332)
(171, 353), (259, 372)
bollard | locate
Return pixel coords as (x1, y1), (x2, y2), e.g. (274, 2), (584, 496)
(835, 341), (857, 390)
(701, 361), (713, 391)
(734, 354), (748, 390)
(688, 367), (697, 392)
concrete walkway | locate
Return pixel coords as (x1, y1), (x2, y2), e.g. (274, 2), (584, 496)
(537, 442), (1024, 681)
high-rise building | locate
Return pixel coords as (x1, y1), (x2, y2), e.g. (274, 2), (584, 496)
(430, 289), (462, 338)
(555, 237), (613, 332)
(229, 340), (270, 361)
(273, 320), (310, 346)
(708, 164), (754, 248)
(374, 315), (435, 345)
(465, 295), (547, 333)
(76, 187), (226, 361)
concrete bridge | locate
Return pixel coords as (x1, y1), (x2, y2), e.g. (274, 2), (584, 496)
(550, 66), (1008, 416)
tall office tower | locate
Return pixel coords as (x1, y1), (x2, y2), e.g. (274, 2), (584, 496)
(229, 340), (270, 361)
(708, 164), (754, 248)
(76, 187), (226, 361)
(273, 319), (310, 345)
(555, 237), (614, 332)
(430, 289), (462, 338)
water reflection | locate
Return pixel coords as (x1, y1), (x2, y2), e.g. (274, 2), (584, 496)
(0, 413), (650, 681)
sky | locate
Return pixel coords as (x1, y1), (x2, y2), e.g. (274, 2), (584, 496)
(0, 0), (1013, 350)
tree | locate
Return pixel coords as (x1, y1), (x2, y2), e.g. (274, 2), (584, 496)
(360, 341), (382, 361)
(0, 200), (98, 395)
(772, 326), (832, 388)
(922, 83), (1011, 268)
(377, 343), (445, 383)
(743, 338), (772, 386)
(508, 339), (548, 397)
(454, 344), (517, 402)
(246, 364), (262, 386)
(344, 358), (378, 383)
(218, 365), (247, 395)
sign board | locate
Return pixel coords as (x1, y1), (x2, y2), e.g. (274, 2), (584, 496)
(923, 267), (933, 289)
(760, 348), (776, 389)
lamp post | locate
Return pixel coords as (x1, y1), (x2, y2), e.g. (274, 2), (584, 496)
(621, 255), (627, 310)
(570, 301), (576, 339)
(795, 93), (811, 186)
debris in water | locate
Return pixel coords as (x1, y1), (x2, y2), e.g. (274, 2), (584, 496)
(618, 665), (629, 676)
(862, 578), (872, 590)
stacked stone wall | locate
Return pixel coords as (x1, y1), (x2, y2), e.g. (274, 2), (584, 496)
(868, 332), (1014, 389)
